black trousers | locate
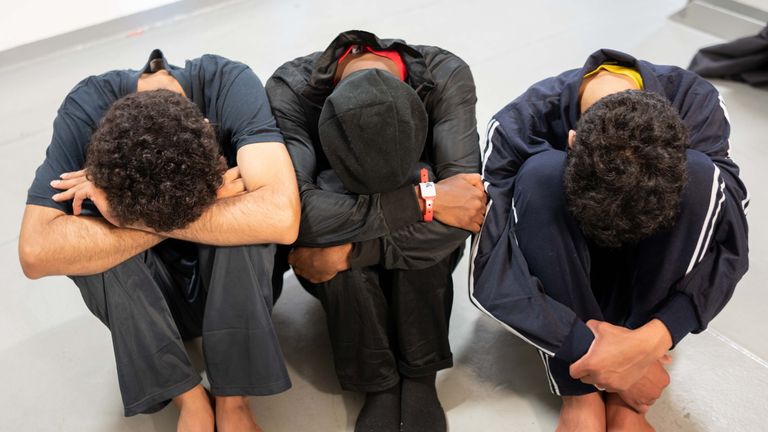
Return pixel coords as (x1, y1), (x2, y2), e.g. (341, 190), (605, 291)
(71, 241), (291, 416)
(514, 150), (717, 395)
(298, 250), (460, 392)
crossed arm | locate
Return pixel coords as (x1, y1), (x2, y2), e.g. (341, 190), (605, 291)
(19, 142), (299, 279)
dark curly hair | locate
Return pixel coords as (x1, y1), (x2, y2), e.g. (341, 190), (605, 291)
(86, 89), (224, 232)
(565, 90), (688, 248)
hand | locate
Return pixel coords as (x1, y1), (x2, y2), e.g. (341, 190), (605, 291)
(217, 167), (247, 199)
(288, 244), (352, 284)
(616, 355), (672, 413)
(51, 170), (120, 226)
(420, 173), (486, 233)
(569, 319), (672, 392)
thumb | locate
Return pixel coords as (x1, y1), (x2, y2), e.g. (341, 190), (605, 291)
(570, 357), (587, 379)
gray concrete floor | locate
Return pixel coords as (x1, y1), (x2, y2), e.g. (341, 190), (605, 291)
(1, 0), (767, 431)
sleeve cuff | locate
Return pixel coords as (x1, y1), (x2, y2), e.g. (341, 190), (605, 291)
(380, 185), (422, 231)
(349, 238), (382, 269)
(554, 320), (595, 363)
(652, 292), (700, 348)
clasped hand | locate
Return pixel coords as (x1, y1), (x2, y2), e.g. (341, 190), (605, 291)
(569, 319), (673, 413)
(288, 244), (352, 284)
(430, 173), (487, 233)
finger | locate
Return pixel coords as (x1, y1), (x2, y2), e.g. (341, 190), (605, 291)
(59, 169), (86, 180)
(585, 319), (600, 332)
(222, 166), (241, 183)
(230, 178), (246, 193)
(291, 266), (305, 278)
(463, 173), (483, 185)
(216, 179), (247, 198)
(52, 187), (79, 202)
(72, 189), (87, 216)
(50, 176), (88, 190)
(570, 361), (587, 379)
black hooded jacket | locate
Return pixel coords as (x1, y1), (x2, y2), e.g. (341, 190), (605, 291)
(266, 30), (480, 269)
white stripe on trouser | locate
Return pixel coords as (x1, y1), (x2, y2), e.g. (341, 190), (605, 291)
(538, 351), (561, 395)
(467, 198), (556, 357)
(686, 165), (722, 275)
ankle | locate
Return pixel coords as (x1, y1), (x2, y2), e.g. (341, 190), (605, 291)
(215, 395), (249, 409)
(174, 385), (211, 410)
(557, 393), (606, 432)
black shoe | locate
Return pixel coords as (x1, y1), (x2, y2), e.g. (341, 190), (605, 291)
(400, 374), (446, 432)
(355, 382), (402, 432)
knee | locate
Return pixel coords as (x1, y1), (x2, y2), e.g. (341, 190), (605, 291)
(515, 150), (568, 214)
(681, 149), (720, 209)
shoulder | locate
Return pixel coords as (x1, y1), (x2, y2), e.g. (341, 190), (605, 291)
(414, 45), (471, 81)
(185, 54), (257, 88)
(267, 51), (321, 93)
(494, 69), (580, 128)
(645, 61), (718, 102)
(59, 69), (131, 126)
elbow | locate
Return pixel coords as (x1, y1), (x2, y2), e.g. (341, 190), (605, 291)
(18, 241), (46, 280)
(275, 196), (300, 245)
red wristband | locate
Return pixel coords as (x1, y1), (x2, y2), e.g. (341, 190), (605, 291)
(419, 168), (435, 222)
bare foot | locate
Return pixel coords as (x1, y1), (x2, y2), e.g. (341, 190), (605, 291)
(173, 385), (214, 432)
(216, 395), (263, 432)
(556, 393), (606, 432)
(605, 393), (655, 432)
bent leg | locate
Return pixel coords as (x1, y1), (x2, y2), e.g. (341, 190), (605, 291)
(624, 150), (724, 333)
(198, 244), (291, 397)
(514, 150), (600, 396)
(70, 249), (202, 416)
(390, 249), (459, 378)
(305, 267), (400, 392)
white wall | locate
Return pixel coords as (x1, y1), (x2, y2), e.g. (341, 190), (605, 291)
(0, 0), (178, 52)
(742, 0), (768, 11)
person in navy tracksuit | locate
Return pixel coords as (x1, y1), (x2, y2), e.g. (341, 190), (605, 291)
(471, 49), (749, 431)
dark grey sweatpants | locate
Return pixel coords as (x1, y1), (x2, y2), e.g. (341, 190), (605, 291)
(71, 241), (290, 416)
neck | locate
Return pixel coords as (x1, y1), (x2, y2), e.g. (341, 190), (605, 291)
(335, 53), (399, 82)
(137, 70), (185, 96)
(579, 70), (638, 113)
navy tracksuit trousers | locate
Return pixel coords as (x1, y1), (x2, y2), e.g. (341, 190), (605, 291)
(514, 149), (717, 395)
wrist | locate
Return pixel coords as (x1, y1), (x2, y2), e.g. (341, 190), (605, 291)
(414, 185), (426, 213)
(417, 168), (436, 222)
(637, 319), (673, 358)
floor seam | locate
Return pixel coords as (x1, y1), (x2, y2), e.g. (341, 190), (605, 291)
(708, 328), (768, 369)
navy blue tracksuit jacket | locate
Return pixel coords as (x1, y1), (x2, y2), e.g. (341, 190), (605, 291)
(470, 49), (750, 365)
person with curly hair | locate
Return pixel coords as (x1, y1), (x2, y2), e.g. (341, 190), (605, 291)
(471, 49), (749, 431)
(19, 50), (300, 432)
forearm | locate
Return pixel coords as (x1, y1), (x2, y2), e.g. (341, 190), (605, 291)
(297, 184), (420, 247)
(351, 222), (469, 270)
(167, 184), (299, 246)
(19, 212), (163, 278)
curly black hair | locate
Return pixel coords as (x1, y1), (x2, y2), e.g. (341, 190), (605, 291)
(565, 90), (688, 248)
(86, 89), (225, 232)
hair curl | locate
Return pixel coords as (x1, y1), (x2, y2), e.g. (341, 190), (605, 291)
(565, 90), (688, 248)
(86, 89), (224, 232)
